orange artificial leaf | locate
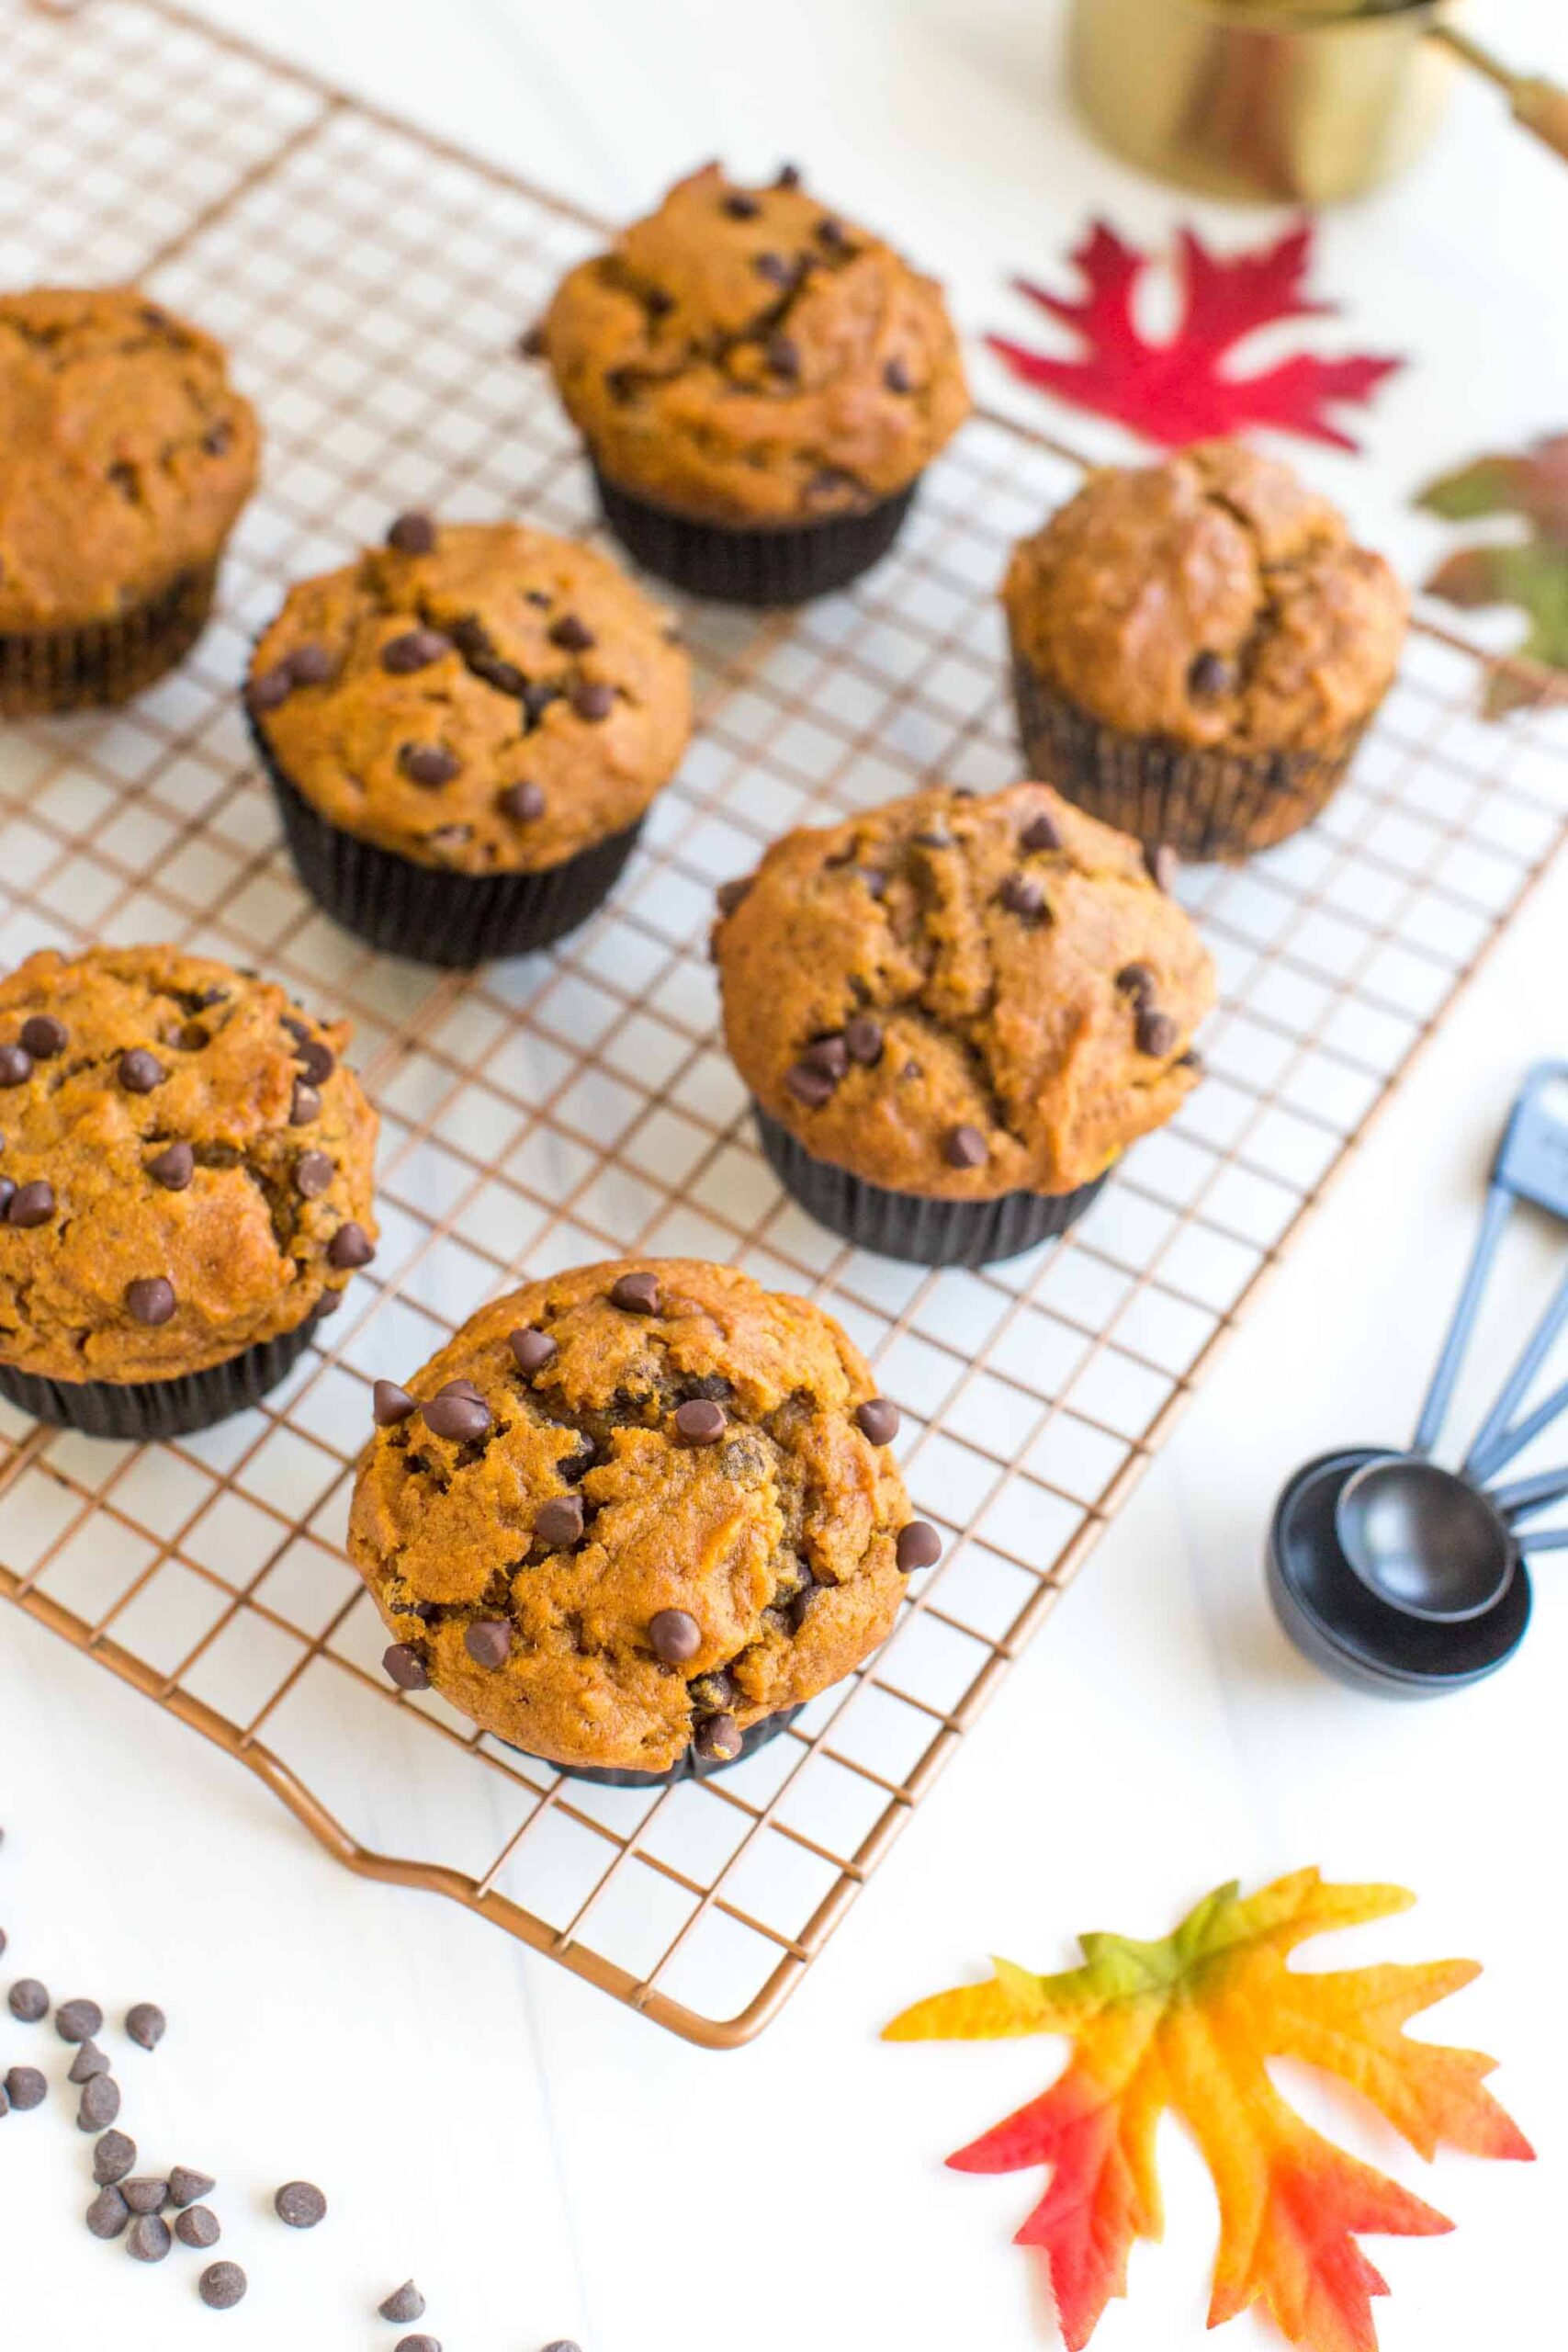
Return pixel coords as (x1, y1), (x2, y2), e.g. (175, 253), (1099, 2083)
(885, 1870), (1531, 2352)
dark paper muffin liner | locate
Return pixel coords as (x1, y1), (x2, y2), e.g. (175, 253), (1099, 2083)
(253, 718), (642, 967)
(0, 1310), (324, 1442)
(756, 1105), (1105, 1268)
(592, 464), (919, 605)
(1010, 647), (1368, 863)
(510, 1702), (803, 1789)
(0, 560), (220, 718)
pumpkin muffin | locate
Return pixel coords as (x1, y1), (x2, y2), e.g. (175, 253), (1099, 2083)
(0, 945), (378, 1437)
(1002, 442), (1407, 860)
(0, 287), (259, 716)
(536, 161), (970, 604)
(713, 782), (1215, 1266)
(247, 515), (691, 965)
(350, 1258), (937, 1782)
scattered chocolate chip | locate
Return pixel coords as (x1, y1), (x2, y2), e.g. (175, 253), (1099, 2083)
(7, 1180), (54, 1227)
(126, 1277), (176, 1327)
(382, 1644), (429, 1692)
(1188, 650), (1232, 697)
(123, 2177), (168, 2215)
(246, 664), (292, 713)
(998, 873), (1045, 920)
(673, 1398), (727, 1445)
(752, 251), (793, 285)
(176, 2206), (222, 2249)
(400, 743), (461, 789)
(500, 781), (546, 823)
(381, 628), (450, 674)
(715, 876), (751, 917)
(1136, 1008), (1179, 1058)
(289, 1150), (332, 1203)
(373, 1381), (416, 1427)
(0, 1044), (32, 1087)
(1021, 812), (1062, 854)
(328, 1222), (374, 1270)
(423, 1386), (491, 1442)
(18, 1014), (66, 1058)
(67, 2040), (110, 2083)
(118, 1048), (165, 1094)
(86, 2187), (130, 2240)
(897, 1521), (942, 1573)
(387, 511), (437, 556)
(802, 1035), (849, 1080)
(291, 1080), (321, 1126)
(288, 640), (333, 687)
(5, 2065), (46, 2110)
(784, 1062), (836, 1108)
(775, 163), (801, 187)
(690, 1668), (739, 1713)
(199, 2260), (247, 2309)
(313, 1289), (344, 1320)
(649, 1608), (703, 1665)
(548, 614), (595, 653)
(168, 2167), (214, 2206)
(294, 1035), (335, 1084)
(147, 1140), (195, 1191)
(476, 654), (529, 697)
(817, 216), (848, 248)
(856, 1397), (900, 1445)
(56, 1996), (103, 2042)
(694, 1713), (742, 1763)
(523, 686), (563, 729)
(610, 1270), (660, 1315)
(126, 2002), (166, 2056)
(517, 322), (547, 358)
(127, 2213), (171, 2263)
(463, 1619), (512, 1669)
(571, 681), (615, 722)
(1115, 961), (1156, 1004)
(274, 2180), (327, 2230)
(1145, 842), (1179, 893)
(883, 356), (912, 393)
(394, 2339), (440, 2352)
(1179, 1047), (1204, 1074)
(945, 1124), (988, 1170)
(844, 1014), (884, 1065)
(766, 333), (799, 379)
(509, 1327), (557, 1375)
(645, 286), (674, 318)
(379, 2281), (427, 2324)
(722, 190), (760, 218)
(93, 2130), (136, 2183)
(77, 2074), (120, 2132)
(535, 1493), (585, 1548)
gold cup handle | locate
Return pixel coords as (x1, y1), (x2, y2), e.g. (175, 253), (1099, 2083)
(1431, 25), (1568, 167)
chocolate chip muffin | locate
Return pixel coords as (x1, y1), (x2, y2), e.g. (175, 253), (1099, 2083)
(247, 516), (692, 964)
(1002, 442), (1407, 861)
(349, 1258), (936, 1782)
(0, 945), (378, 1437)
(536, 162), (970, 604)
(0, 288), (259, 716)
(713, 783), (1215, 1265)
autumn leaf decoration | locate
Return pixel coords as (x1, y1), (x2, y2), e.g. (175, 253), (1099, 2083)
(1418, 435), (1568, 715)
(886, 1870), (1531, 2352)
(988, 220), (1403, 452)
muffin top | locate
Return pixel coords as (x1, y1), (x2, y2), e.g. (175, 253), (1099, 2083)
(540, 162), (970, 526)
(349, 1258), (931, 1774)
(0, 946), (378, 1385)
(0, 288), (259, 632)
(248, 519), (692, 877)
(715, 783), (1215, 1202)
(1001, 442), (1407, 752)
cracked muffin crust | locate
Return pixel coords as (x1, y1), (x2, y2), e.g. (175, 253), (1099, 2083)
(714, 783), (1215, 1204)
(0, 945), (378, 1386)
(349, 1259), (931, 1776)
(247, 519), (691, 878)
(539, 162), (969, 528)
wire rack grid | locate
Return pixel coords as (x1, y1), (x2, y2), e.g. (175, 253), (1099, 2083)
(0, 0), (1564, 2048)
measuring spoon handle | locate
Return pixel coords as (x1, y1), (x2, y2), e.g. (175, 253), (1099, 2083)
(1413, 1182), (1513, 1456)
(1491, 1465), (1568, 1522)
(1466, 1372), (1568, 1487)
(1461, 1261), (1568, 1482)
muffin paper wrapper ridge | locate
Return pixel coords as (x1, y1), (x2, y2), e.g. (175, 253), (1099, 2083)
(0, 1313), (322, 1441)
(0, 561), (220, 718)
(592, 465), (919, 606)
(508, 1702), (804, 1788)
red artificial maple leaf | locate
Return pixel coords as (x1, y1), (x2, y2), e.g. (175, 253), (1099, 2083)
(988, 220), (1404, 453)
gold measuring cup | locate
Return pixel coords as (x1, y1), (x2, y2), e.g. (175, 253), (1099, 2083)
(1068, 0), (1568, 205)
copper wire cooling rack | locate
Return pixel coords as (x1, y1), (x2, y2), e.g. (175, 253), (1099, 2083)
(2, 0), (1566, 2049)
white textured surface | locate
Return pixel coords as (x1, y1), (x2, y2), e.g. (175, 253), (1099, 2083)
(1, 4), (1566, 2350)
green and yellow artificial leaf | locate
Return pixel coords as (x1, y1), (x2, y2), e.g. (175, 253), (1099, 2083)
(1418, 435), (1568, 713)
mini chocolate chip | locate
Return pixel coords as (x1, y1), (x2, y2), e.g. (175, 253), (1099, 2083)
(501, 781), (546, 823)
(1189, 650), (1231, 697)
(856, 1397), (900, 1445)
(395, 2338), (441, 2352)
(610, 1270), (660, 1315)
(802, 1035), (849, 1080)
(509, 1327), (557, 1375)
(167, 2167), (214, 2206)
(86, 2187), (130, 2240)
(381, 628), (450, 674)
(387, 511), (437, 556)
(694, 1713), (742, 1763)
(295, 1150), (333, 1200)
(549, 614), (595, 653)
(382, 1644), (429, 1692)
(18, 1014), (66, 1058)
(176, 2205), (221, 2249)
(127, 2214), (171, 2263)
(766, 333), (799, 379)
(294, 1035), (335, 1084)
(0, 1043), (33, 1086)
(1137, 1008), (1179, 1058)
(123, 2178), (168, 2216)
(1116, 962), (1156, 1004)
(246, 664), (292, 713)
(56, 1996), (104, 2042)
(93, 2130), (136, 2183)
(998, 873), (1044, 919)
(673, 1398), (726, 1444)
(753, 251), (793, 285)
(690, 1668), (739, 1713)
(202, 421), (231, 457)
(884, 356), (913, 393)
(7, 1181), (54, 1227)
(313, 1290), (343, 1319)
(913, 828), (953, 850)
(571, 681), (615, 722)
(535, 1493), (585, 1548)
(1021, 812), (1062, 853)
(522, 682), (561, 726)
(1145, 842), (1179, 894)
(121, 2007), (166, 2058)
(400, 743), (461, 788)
(126, 1277), (175, 1327)
(517, 322), (547, 358)
(328, 1222), (374, 1270)
(147, 1139), (195, 1192)
(423, 1387), (491, 1442)
(475, 654), (529, 697)
(649, 1608), (702, 1665)
(288, 640), (333, 686)
(1179, 1047), (1204, 1074)
(274, 2181), (327, 2230)
(785, 1062), (836, 1108)
(723, 190), (760, 218)
(843, 1014), (884, 1065)
(858, 867), (888, 899)
(945, 1124), (988, 1170)
(5, 2064), (45, 2109)
(68, 2040), (111, 2084)
(464, 1619), (512, 1669)
(646, 286), (674, 317)
(118, 1048), (165, 1094)
(0, 1180), (13, 1218)
(199, 2261), (247, 2309)
(775, 162), (801, 187)
(291, 1080), (321, 1125)
(77, 2074), (120, 2131)
(715, 876), (751, 917)
(897, 1521), (942, 1573)
(373, 1381), (416, 1426)
(380, 2282), (426, 2324)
